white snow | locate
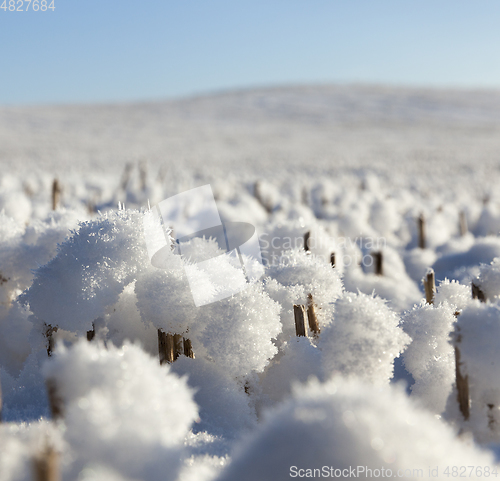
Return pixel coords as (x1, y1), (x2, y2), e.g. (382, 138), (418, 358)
(215, 377), (496, 481)
(2, 84), (500, 479)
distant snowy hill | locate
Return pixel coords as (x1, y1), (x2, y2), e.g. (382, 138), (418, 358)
(1, 84), (500, 180)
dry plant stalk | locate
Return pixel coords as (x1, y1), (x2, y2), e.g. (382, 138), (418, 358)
(488, 404), (496, 430)
(46, 378), (64, 420)
(86, 194), (99, 215)
(33, 442), (60, 481)
(372, 251), (383, 276)
(418, 213), (426, 249)
(139, 160), (148, 191)
(158, 329), (174, 365)
(120, 162), (133, 191)
(330, 252), (336, 268)
(301, 186), (309, 206)
(44, 324), (58, 357)
(86, 322), (96, 342)
(158, 330), (194, 363)
(454, 332), (470, 421)
(459, 211), (468, 237)
(86, 200), (95, 215)
(307, 294), (320, 337)
(471, 282), (486, 302)
(173, 334), (184, 361)
(183, 338), (195, 359)
(253, 181), (272, 214)
(51, 179), (61, 211)
(293, 304), (308, 337)
(424, 269), (436, 304)
(304, 231), (311, 252)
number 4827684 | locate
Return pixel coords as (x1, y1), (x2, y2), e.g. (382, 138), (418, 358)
(1, 0), (55, 11)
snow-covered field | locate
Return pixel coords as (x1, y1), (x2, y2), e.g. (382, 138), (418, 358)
(3, 84), (500, 480)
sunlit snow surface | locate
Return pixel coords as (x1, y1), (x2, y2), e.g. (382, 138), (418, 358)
(2, 85), (500, 480)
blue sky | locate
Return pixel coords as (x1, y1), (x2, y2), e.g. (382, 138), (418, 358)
(1, 0), (500, 105)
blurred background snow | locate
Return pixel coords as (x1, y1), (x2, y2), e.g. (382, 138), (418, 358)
(2, 84), (500, 181)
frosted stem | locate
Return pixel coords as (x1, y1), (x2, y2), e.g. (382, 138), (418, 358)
(293, 304), (308, 337)
(33, 442), (60, 481)
(424, 269), (436, 304)
(418, 213), (426, 249)
(488, 404), (496, 430)
(183, 338), (195, 359)
(44, 324), (58, 357)
(158, 329), (174, 365)
(301, 186), (309, 206)
(307, 294), (320, 337)
(46, 378), (63, 420)
(304, 231), (311, 252)
(454, 334), (470, 421)
(471, 282), (486, 302)
(139, 160), (147, 191)
(372, 251), (383, 276)
(253, 181), (272, 214)
(86, 322), (95, 342)
(159, 330), (194, 363)
(173, 334), (184, 362)
(51, 179), (61, 211)
(459, 211), (468, 236)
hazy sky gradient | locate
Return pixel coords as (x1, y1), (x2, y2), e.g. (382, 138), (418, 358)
(1, 0), (500, 105)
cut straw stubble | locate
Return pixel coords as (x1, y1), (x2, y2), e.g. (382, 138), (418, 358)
(33, 440), (60, 481)
(307, 293), (320, 337)
(371, 251), (383, 276)
(158, 329), (194, 365)
(459, 211), (468, 237)
(86, 323), (96, 342)
(424, 269), (436, 304)
(44, 324), (58, 357)
(471, 282), (486, 302)
(46, 378), (63, 421)
(418, 213), (426, 249)
(303, 231), (311, 253)
(454, 331), (470, 421)
(293, 304), (308, 337)
(253, 181), (273, 214)
(51, 179), (61, 211)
